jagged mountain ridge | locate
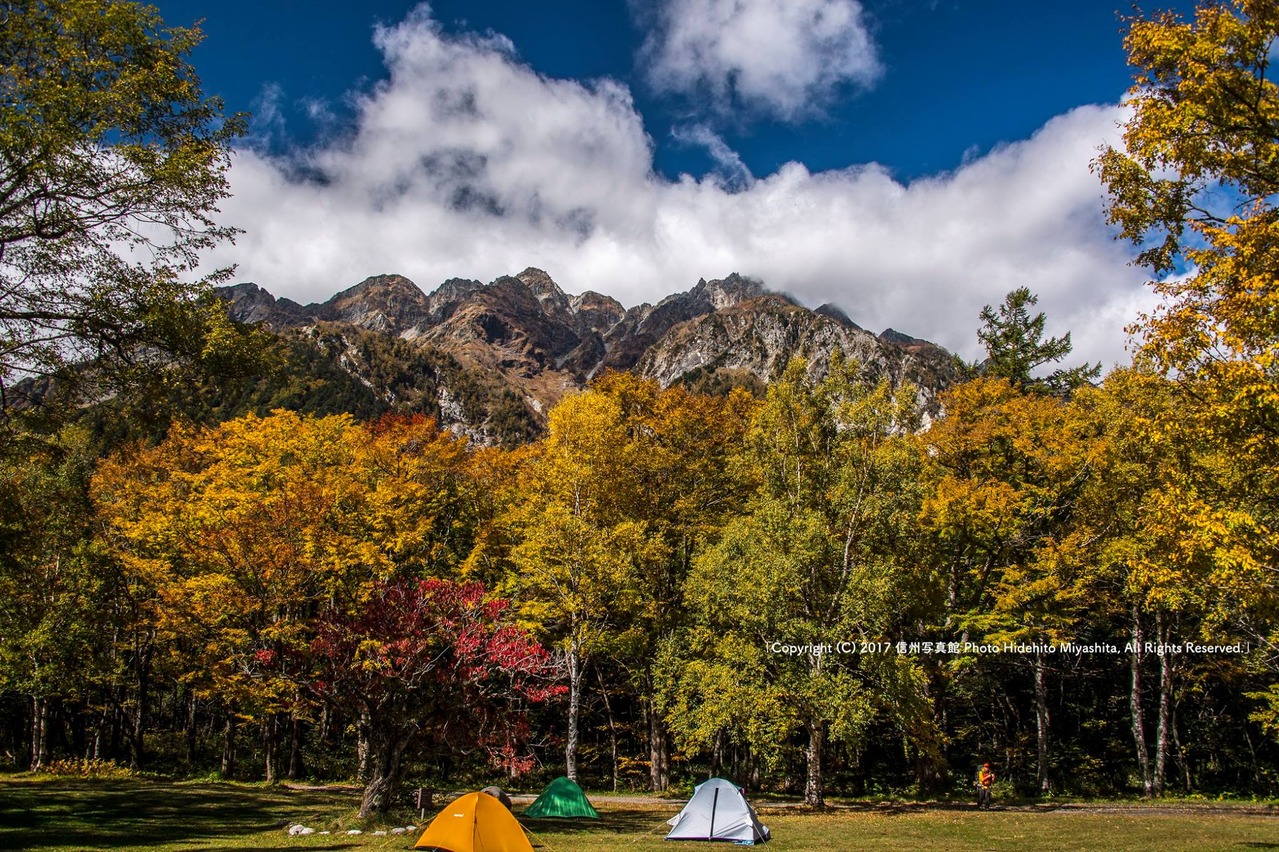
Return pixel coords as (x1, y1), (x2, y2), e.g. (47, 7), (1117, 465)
(217, 269), (962, 444)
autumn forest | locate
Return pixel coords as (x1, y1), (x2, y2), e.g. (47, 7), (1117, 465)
(4, 0), (1279, 821)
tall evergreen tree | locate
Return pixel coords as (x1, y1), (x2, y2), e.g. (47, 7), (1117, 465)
(977, 287), (1100, 395)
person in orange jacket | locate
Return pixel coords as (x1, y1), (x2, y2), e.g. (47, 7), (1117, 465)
(975, 762), (995, 809)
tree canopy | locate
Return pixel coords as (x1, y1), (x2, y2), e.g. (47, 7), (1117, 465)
(4, 0), (1279, 814)
(1096, 0), (1279, 732)
(0, 0), (247, 421)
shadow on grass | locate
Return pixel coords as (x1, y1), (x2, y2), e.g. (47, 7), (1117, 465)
(519, 808), (672, 842)
(0, 776), (356, 850)
(182, 848), (359, 852)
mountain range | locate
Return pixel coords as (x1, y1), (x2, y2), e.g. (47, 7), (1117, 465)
(217, 268), (963, 445)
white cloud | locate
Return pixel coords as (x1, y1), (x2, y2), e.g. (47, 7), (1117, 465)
(670, 124), (754, 189)
(207, 6), (1149, 369)
(246, 83), (288, 147)
(301, 97), (337, 127)
(639, 0), (881, 122)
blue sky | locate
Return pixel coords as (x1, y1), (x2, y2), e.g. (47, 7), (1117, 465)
(154, 0), (1205, 365)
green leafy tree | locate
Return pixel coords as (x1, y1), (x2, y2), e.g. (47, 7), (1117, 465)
(0, 0), (247, 423)
(976, 288), (1100, 394)
(0, 427), (105, 769)
(661, 356), (936, 807)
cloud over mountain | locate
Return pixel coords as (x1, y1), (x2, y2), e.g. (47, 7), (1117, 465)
(208, 5), (1150, 369)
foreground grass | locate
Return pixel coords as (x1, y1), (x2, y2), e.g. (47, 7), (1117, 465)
(1, 774), (1278, 851)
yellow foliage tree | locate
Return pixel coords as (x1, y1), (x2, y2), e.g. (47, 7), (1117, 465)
(93, 411), (475, 780)
(505, 374), (756, 787)
(1065, 369), (1264, 794)
(921, 377), (1100, 793)
(506, 390), (646, 781)
(1095, 0), (1279, 735)
(585, 372), (757, 790)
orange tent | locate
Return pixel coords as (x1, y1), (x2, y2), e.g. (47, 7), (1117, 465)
(415, 791), (534, 852)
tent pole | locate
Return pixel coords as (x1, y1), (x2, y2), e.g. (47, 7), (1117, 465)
(710, 787), (718, 839)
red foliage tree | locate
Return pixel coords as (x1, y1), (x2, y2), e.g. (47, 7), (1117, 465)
(308, 579), (562, 817)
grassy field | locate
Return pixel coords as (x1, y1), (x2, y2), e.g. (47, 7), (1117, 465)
(1, 774), (1278, 851)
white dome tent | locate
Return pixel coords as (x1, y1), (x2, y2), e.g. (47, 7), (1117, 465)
(665, 777), (771, 845)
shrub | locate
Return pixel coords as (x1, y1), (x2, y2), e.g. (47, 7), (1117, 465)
(42, 758), (137, 779)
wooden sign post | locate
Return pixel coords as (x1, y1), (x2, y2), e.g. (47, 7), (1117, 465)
(415, 788), (432, 821)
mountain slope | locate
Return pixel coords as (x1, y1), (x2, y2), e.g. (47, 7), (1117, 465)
(217, 269), (963, 443)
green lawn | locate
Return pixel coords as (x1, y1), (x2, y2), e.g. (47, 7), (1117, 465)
(1, 775), (1277, 851)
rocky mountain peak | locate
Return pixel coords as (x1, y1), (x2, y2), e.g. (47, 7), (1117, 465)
(423, 278), (484, 326)
(816, 303), (862, 330)
(515, 266), (560, 294)
(694, 273), (770, 310)
(516, 267), (571, 317)
(325, 274), (430, 333)
(330, 274), (424, 305)
(219, 282), (275, 324)
(880, 327), (932, 347)
(569, 290), (625, 336)
(430, 277), (484, 303)
(216, 267), (961, 444)
(217, 282), (307, 328)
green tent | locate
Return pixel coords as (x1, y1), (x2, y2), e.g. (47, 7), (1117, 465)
(521, 776), (600, 819)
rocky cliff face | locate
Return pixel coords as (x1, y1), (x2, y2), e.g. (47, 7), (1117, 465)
(218, 282), (308, 326)
(218, 268), (961, 444)
(636, 293), (956, 414)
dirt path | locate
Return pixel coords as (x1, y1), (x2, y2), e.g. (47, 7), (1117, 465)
(790, 800), (1279, 817)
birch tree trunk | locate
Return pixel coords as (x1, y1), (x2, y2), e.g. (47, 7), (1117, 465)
(29, 696), (50, 771)
(263, 713), (281, 784)
(1154, 612), (1173, 796)
(649, 710), (670, 792)
(221, 711), (236, 776)
(1033, 651), (1051, 794)
(184, 692), (198, 765)
(287, 715), (303, 780)
(804, 719), (825, 808)
(565, 641), (581, 781)
(1130, 609), (1153, 796)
